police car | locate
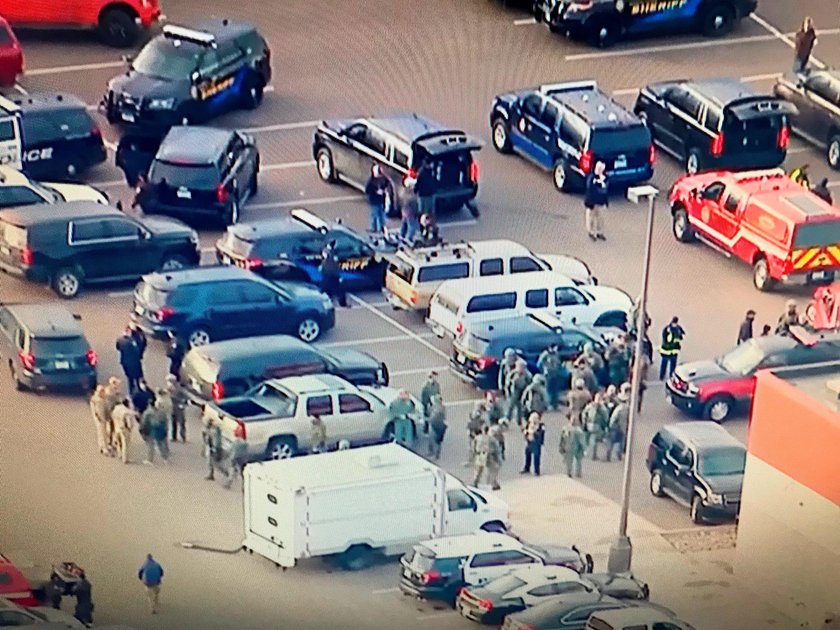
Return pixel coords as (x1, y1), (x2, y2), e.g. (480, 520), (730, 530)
(0, 166), (107, 209)
(0, 93), (106, 181)
(215, 208), (395, 290)
(103, 20), (271, 129)
(533, 0), (757, 47)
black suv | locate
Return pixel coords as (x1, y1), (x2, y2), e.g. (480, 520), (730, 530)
(490, 81), (654, 192)
(131, 266), (335, 347)
(0, 303), (97, 392)
(634, 78), (797, 175)
(145, 126), (259, 225)
(215, 208), (394, 290)
(103, 20), (272, 129)
(646, 422), (745, 524)
(774, 70), (840, 169)
(179, 334), (387, 402)
(312, 113), (482, 215)
(0, 92), (106, 181)
(0, 201), (200, 299)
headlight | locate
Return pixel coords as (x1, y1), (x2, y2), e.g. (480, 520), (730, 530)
(707, 492), (723, 505)
(148, 98), (175, 110)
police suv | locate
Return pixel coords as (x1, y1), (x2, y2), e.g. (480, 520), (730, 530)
(103, 20), (271, 129)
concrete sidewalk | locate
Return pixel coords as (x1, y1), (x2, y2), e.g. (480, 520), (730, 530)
(497, 473), (801, 630)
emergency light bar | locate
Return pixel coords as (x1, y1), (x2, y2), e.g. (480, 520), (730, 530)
(162, 24), (216, 46)
(0, 95), (21, 115)
(731, 168), (786, 183)
(290, 208), (328, 232)
(539, 80), (598, 95)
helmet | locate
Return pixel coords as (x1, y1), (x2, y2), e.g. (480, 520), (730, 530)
(503, 348), (516, 360)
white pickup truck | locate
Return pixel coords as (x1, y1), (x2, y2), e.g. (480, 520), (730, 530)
(202, 373), (421, 461)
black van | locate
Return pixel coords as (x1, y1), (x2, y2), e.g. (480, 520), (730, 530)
(179, 334), (388, 403)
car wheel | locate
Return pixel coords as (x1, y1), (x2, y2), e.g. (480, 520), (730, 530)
(297, 317), (321, 342)
(752, 257), (776, 292)
(552, 160), (570, 192)
(98, 7), (140, 47)
(225, 199), (240, 226)
(160, 254), (188, 272)
(827, 135), (840, 170)
(672, 207), (695, 243)
(267, 437), (296, 460)
(703, 395), (732, 422)
(341, 545), (376, 571)
(316, 147), (336, 183)
(690, 494), (705, 524)
(491, 118), (512, 153)
(242, 75), (264, 110)
(52, 267), (82, 299)
(187, 328), (211, 349)
(685, 149), (702, 175)
(700, 3), (735, 38)
(649, 470), (665, 497)
(249, 170), (259, 197)
(586, 17), (620, 48)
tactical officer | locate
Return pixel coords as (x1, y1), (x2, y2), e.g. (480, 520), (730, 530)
(776, 300), (801, 336)
(606, 384), (631, 462)
(522, 374), (549, 418)
(497, 348), (518, 392)
(565, 378), (592, 424)
(659, 316), (685, 380)
(559, 416), (586, 478)
(504, 360), (532, 426)
(472, 425), (502, 490)
(537, 343), (566, 409)
(582, 392), (609, 460)
(419, 371), (441, 427)
(388, 389), (417, 448)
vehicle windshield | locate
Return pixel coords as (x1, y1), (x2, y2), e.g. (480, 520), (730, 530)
(484, 575), (527, 595)
(132, 37), (202, 80)
(698, 447), (746, 476)
(149, 161), (219, 189)
(716, 340), (765, 375)
(136, 280), (169, 309)
(794, 221), (840, 248)
(30, 336), (87, 356)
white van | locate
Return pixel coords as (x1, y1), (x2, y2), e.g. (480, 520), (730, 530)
(427, 271), (631, 339)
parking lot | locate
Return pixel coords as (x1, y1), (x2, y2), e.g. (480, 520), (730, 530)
(1, 1), (838, 628)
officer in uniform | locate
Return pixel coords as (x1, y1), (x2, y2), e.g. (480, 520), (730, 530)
(607, 384), (632, 462)
(504, 360), (532, 426)
(497, 348), (518, 392)
(537, 343), (566, 409)
(310, 415), (327, 453)
(419, 371), (441, 429)
(560, 416), (586, 478)
(582, 392), (609, 460)
(388, 389), (417, 448)
(565, 378), (592, 424)
(659, 316), (686, 380)
(776, 300), (801, 336)
(472, 425), (502, 490)
(522, 374), (548, 419)
(204, 416), (228, 481)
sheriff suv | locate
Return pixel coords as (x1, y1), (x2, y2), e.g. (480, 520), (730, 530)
(312, 113), (482, 216)
(669, 168), (840, 291)
(104, 21), (271, 129)
(646, 422), (745, 525)
(490, 81), (654, 192)
(773, 70), (840, 170)
(665, 328), (840, 422)
(634, 78), (796, 175)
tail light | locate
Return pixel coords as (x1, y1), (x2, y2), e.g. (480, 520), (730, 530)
(408, 290), (418, 305)
(778, 125), (790, 149)
(216, 183), (230, 204)
(475, 356), (497, 371)
(579, 149), (593, 174)
(234, 419), (247, 440)
(18, 350), (35, 370)
(469, 161), (479, 182)
(710, 132), (725, 157)
(649, 144), (656, 164)
(20, 247), (33, 266)
(420, 570), (442, 585)
(478, 599), (494, 611)
(455, 321), (464, 335)
(243, 257), (263, 270)
(403, 167), (418, 187)
(154, 306), (175, 322)
(211, 381), (225, 401)
(86, 349), (98, 367)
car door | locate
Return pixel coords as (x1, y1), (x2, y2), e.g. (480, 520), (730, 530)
(0, 306), (15, 364)
(553, 286), (591, 325)
(444, 487), (479, 535)
(204, 281), (250, 340)
(357, 126), (391, 186)
(67, 218), (134, 280)
(330, 232), (376, 289)
(803, 75), (837, 141)
(240, 281), (285, 337)
(292, 234), (327, 283)
(332, 122), (368, 186)
(660, 439), (687, 497)
(524, 99), (558, 168)
(715, 188), (744, 243)
(101, 217), (160, 275)
(225, 134), (254, 204)
(305, 394), (336, 449)
(662, 88), (703, 158)
(666, 443), (696, 504)
(510, 94), (545, 165)
(335, 392), (379, 444)
(694, 181), (728, 243)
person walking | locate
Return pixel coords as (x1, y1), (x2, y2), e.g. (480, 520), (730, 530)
(115, 327), (143, 393)
(813, 177), (833, 204)
(584, 160), (609, 241)
(537, 344), (566, 410)
(576, 342), (605, 386)
(504, 360), (532, 426)
(103, 377), (123, 454)
(141, 399), (168, 465)
(166, 375), (188, 442)
(364, 164), (389, 234)
(497, 348), (518, 393)
(559, 416), (586, 478)
(132, 378), (155, 415)
(482, 390), (505, 426)
(606, 336), (630, 386)
(388, 389), (417, 449)
(225, 435), (248, 490)
(489, 418), (508, 462)
(310, 415), (327, 454)
(571, 354), (598, 394)
(565, 378), (592, 424)
(737, 310), (756, 344)
(776, 300), (800, 335)
(472, 425), (502, 490)
(398, 179), (420, 243)
(204, 415), (227, 480)
(427, 395), (447, 460)
(72, 571), (94, 626)
(606, 383), (631, 462)
(137, 554), (164, 614)
(165, 331), (186, 378)
(89, 385), (110, 456)
(520, 412), (545, 475)
(793, 16), (818, 74)
(319, 240), (348, 308)
(465, 403), (485, 467)
(112, 398), (136, 464)
(582, 392), (609, 460)
(522, 374), (549, 419)
(419, 371), (441, 429)
(659, 316), (685, 380)
(155, 385), (173, 439)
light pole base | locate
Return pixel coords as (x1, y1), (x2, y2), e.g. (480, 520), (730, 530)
(607, 535), (633, 574)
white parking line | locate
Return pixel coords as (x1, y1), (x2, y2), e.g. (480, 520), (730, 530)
(107, 290), (134, 298)
(241, 120), (319, 133)
(25, 60), (124, 77)
(90, 179), (124, 188)
(513, 17), (537, 26)
(390, 366), (449, 377)
(441, 218), (479, 228)
(13, 84), (27, 95)
(103, 140), (117, 152)
(318, 332), (437, 348)
(612, 71), (785, 100)
(371, 587), (400, 595)
(749, 14), (827, 70)
(827, 181), (840, 188)
(261, 160), (315, 172)
(247, 195), (360, 210)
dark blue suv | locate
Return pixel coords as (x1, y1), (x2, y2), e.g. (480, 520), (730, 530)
(490, 81), (654, 192)
(130, 266), (335, 348)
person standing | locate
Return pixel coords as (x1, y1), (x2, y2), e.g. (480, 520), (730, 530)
(427, 395), (447, 460)
(505, 360), (532, 427)
(415, 162), (435, 219)
(521, 412), (545, 476)
(141, 399), (168, 466)
(522, 374), (549, 419)
(793, 16), (818, 74)
(472, 425), (502, 490)
(89, 385), (110, 456)
(416, 212), (441, 247)
(319, 240), (347, 308)
(537, 344), (565, 410)
(128, 321), (147, 363)
(166, 375), (188, 443)
(310, 415), (327, 454)
(132, 379), (155, 415)
(204, 415), (227, 480)
(72, 571), (94, 626)
(606, 336), (630, 386)
(365, 164), (389, 233)
(115, 327), (142, 393)
(419, 371), (441, 428)
(582, 392), (609, 460)
(606, 383), (631, 462)
(559, 416), (586, 478)
(137, 554), (164, 614)
(112, 398), (136, 464)
(155, 385), (173, 439)
(388, 389), (417, 449)
(776, 300), (800, 336)
(584, 160), (609, 241)
(565, 378), (592, 425)
(659, 316), (686, 380)
(571, 354), (598, 394)
(165, 331), (186, 378)
(465, 404), (484, 467)
(482, 390), (505, 426)
(737, 310), (756, 345)
(813, 177), (833, 204)
(398, 180), (420, 242)
(103, 377), (123, 454)
(225, 435), (248, 490)
(497, 348), (518, 393)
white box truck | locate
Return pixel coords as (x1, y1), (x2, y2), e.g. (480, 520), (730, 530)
(242, 443), (511, 570)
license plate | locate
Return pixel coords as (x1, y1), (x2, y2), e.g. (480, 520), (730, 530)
(177, 188), (192, 199)
(121, 112), (135, 123)
(55, 360), (70, 370)
(456, 353), (466, 364)
(812, 270), (827, 281)
(615, 156), (627, 169)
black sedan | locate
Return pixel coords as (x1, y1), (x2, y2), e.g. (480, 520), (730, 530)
(502, 592), (630, 630)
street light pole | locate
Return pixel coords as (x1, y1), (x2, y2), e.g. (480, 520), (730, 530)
(607, 184), (658, 574)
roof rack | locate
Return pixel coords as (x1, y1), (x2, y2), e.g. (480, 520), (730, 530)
(731, 169), (787, 183)
(289, 208), (328, 233)
(162, 24), (216, 47)
(539, 80), (598, 95)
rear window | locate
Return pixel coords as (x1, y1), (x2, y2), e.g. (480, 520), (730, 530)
(30, 336), (87, 355)
(182, 350), (219, 384)
(589, 125), (650, 152)
(0, 221), (27, 248)
(136, 281), (169, 309)
(388, 260), (415, 284)
(794, 221), (840, 248)
(466, 292), (516, 314)
(417, 262), (470, 283)
(406, 547), (435, 572)
(723, 113), (785, 137)
(149, 160), (220, 189)
(219, 231), (256, 258)
(21, 109), (95, 144)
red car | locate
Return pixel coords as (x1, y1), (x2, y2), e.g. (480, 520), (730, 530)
(0, 17), (23, 87)
(2, 0), (162, 48)
(0, 552), (41, 607)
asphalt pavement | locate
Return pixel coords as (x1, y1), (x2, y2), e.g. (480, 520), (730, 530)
(1, 1), (836, 628)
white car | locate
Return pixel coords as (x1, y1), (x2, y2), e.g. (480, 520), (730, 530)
(0, 595), (84, 627)
(203, 374), (421, 460)
(0, 166), (107, 209)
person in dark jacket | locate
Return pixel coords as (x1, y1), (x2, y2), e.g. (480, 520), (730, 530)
(319, 241), (347, 307)
(166, 331), (186, 377)
(132, 379), (155, 415)
(658, 316), (685, 380)
(414, 162), (436, 218)
(414, 211), (441, 247)
(131, 174), (154, 216)
(73, 571), (94, 626)
(520, 412), (545, 475)
(793, 16), (817, 74)
(115, 327), (143, 393)
(364, 164), (389, 233)
(128, 321), (147, 362)
(737, 310), (756, 344)
(398, 181), (420, 243)
(813, 178), (833, 205)
(584, 161), (609, 241)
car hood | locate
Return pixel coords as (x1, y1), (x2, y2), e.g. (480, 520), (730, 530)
(319, 347), (380, 370)
(141, 214), (193, 237)
(580, 285), (633, 311)
(674, 360), (732, 384)
(703, 473), (744, 494)
(109, 70), (190, 100)
(539, 253), (593, 285)
(44, 182), (108, 204)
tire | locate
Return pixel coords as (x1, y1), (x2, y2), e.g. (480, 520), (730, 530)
(160, 254), (188, 272)
(266, 436), (296, 460)
(491, 118), (512, 153)
(225, 199), (240, 226)
(98, 7), (140, 48)
(341, 545), (376, 571)
(827, 134), (840, 170)
(672, 206), (695, 243)
(752, 257), (776, 292)
(586, 17), (620, 48)
(241, 74), (264, 110)
(649, 470), (665, 497)
(52, 267), (82, 299)
(297, 316), (322, 342)
(702, 395), (733, 423)
(187, 328), (212, 349)
(249, 169), (259, 197)
(467, 201), (480, 218)
(690, 494), (705, 524)
(552, 160), (570, 192)
(316, 147), (336, 183)
(700, 3), (735, 38)
(685, 148), (703, 175)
